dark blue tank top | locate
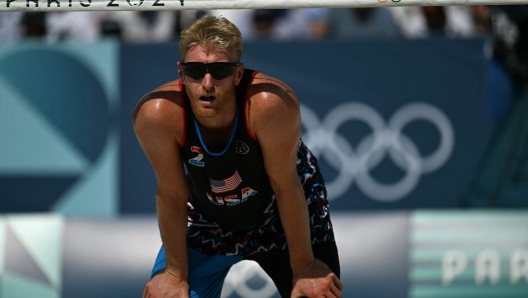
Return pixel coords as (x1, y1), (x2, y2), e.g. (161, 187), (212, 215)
(181, 69), (277, 229)
(179, 70), (332, 256)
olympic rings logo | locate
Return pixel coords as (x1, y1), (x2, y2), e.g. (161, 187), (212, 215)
(222, 261), (277, 297)
(301, 102), (455, 203)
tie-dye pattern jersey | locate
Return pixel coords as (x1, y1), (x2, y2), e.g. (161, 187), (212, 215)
(186, 140), (335, 256)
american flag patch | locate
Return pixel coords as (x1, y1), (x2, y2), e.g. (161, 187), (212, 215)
(209, 170), (242, 194)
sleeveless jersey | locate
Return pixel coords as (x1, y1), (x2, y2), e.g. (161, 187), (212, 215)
(180, 69), (334, 256)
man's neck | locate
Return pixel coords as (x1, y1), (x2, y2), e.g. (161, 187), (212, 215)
(193, 96), (237, 130)
(193, 96), (237, 152)
(196, 116), (236, 153)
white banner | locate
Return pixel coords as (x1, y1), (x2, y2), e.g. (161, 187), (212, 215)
(2, 0), (528, 12)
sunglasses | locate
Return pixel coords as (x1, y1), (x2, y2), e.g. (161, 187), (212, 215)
(181, 62), (240, 80)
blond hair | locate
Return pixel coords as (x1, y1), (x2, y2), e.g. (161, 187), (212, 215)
(179, 15), (243, 63)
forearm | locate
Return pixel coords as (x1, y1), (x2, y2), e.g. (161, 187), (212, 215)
(274, 182), (314, 273)
(156, 192), (189, 281)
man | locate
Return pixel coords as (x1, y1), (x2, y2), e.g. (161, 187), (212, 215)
(133, 15), (342, 298)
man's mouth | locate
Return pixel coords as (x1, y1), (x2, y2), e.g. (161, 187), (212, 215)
(199, 95), (216, 102)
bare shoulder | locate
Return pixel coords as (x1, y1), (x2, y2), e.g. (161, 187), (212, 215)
(246, 72), (301, 138)
(247, 72), (299, 116)
(132, 80), (184, 143)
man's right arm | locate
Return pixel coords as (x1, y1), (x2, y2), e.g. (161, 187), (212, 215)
(133, 95), (190, 298)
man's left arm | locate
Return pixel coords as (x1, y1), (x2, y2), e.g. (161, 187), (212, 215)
(252, 83), (342, 298)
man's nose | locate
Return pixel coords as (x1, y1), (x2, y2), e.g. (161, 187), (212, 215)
(202, 73), (214, 90)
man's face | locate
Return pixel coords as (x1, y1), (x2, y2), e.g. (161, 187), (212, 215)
(178, 44), (244, 120)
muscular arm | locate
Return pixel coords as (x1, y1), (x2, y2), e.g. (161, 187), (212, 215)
(250, 81), (313, 271)
(133, 93), (190, 295)
(249, 75), (342, 297)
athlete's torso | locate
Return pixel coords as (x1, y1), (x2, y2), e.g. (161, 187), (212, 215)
(181, 69), (276, 229)
(178, 69), (333, 255)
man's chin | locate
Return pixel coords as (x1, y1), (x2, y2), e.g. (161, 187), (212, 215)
(189, 98), (218, 117)
(193, 107), (219, 119)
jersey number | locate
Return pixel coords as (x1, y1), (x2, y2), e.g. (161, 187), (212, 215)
(189, 146), (205, 167)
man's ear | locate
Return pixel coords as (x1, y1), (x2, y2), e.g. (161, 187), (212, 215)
(234, 63), (245, 86)
(177, 62), (185, 84)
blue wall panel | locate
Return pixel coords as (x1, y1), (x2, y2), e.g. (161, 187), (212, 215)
(120, 39), (493, 213)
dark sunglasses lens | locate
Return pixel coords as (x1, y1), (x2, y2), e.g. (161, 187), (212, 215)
(208, 64), (235, 80)
(184, 64), (207, 80)
(183, 63), (236, 80)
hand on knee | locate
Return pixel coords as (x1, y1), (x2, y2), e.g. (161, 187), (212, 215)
(143, 271), (190, 298)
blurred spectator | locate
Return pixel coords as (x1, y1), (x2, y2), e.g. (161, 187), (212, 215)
(305, 8), (329, 40)
(492, 5), (528, 87)
(1, 5), (520, 44)
(207, 9), (323, 41)
(98, 11), (172, 43)
(250, 9), (314, 40)
(100, 17), (123, 40)
(252, 9), (280, 39)
(390, 6), (474, 38)
(421, 6), (447, 35)
(2, 12), (100, 43)
(21, 12), (47, 38)
(272, 9), (318, 40)
(0, 12), (23, 42)
(472, 5), (492, 37)
(207, 9), (255, 39)
(322, 8), (398, 39)
(171, 10), (207, 38)
(46, 12), (99, 43)
(98, 10), (204, 42)
(492, 7), (519, 49)
(465, 6), (528, 208)
(481, 5), (528, 123)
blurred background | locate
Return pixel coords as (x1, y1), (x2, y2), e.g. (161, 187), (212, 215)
(1, 4), (528, 298)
